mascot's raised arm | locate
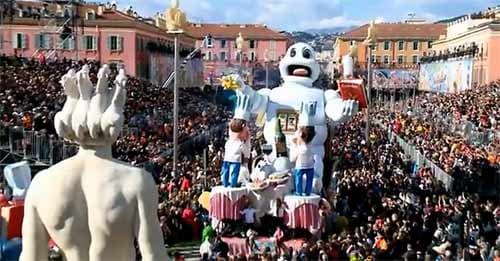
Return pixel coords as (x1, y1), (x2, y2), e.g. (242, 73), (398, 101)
(223, 42), (359, 194)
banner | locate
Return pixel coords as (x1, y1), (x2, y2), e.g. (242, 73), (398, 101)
(418, 59), (473, 93)
(372, 69), (419, 89)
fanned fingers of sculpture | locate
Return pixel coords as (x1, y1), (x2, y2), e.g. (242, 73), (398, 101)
(54, 69), (78, 141)
(54, 65), (128, 146)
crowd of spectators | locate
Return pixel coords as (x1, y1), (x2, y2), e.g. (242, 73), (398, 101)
(1, 55), (498, 260)
(372, 81), (499, 194)
(284, 114), (499, 261)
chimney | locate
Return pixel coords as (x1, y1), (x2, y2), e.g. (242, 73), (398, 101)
(97, 5), (104, 15)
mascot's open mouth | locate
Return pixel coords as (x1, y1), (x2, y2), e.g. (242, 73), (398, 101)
(287, 65), (312, 78)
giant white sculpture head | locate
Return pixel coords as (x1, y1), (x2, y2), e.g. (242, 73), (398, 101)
(279, 43), (320, 86)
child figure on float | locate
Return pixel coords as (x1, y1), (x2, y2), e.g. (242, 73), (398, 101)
(227, 42), (359, 194)
(220, 93), (252, 188)
(291, 102), (317, 196)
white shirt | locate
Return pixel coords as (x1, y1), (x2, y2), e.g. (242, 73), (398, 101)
(224, 138), (251, 163)
(241, 208), (256, 224)
(270, 205), (286, 218)
(290, 143), (314, 169)
(199, 240), (214, 257)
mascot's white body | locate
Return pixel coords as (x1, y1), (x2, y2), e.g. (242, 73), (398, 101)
(235, 43), (358, 193)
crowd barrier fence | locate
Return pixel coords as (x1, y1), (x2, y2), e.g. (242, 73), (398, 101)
(386, 129), (454, 191)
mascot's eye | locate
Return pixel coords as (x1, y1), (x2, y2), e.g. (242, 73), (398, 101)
(303, 49), (312, 59)
(290, 48), (296, 57)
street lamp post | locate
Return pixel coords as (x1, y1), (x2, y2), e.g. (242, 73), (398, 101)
(363, 21), (376, 144)
(172, 35), (180, 171)
(165, 0), (187, 173)
(264, 49), (270, 89)
(236, 32), (244, 75)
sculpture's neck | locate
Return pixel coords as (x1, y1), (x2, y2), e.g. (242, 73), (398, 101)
(78, 145), (112, 159)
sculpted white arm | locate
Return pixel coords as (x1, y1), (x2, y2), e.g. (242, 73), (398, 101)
(136, 170), (168, 261)
(324, 89), (359, 123)
(19, 172), (49, 261)
(231, 74), (269, 114)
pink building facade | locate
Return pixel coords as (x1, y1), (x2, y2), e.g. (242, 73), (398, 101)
(432, 11), (500, 86)
(0, 1), (202, 87)
(185, 23), (291, 85)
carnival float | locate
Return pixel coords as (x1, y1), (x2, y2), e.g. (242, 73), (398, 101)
(208, 42), (359, 234)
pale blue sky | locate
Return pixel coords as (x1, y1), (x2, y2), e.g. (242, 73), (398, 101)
(119, 0), (498, 31)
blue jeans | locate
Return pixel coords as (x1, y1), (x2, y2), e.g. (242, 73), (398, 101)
(221, 161), (241, 187)
(294, 168), (314, 196)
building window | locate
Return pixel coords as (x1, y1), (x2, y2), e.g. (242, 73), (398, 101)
(220, 51), (226, 61)
(370, 55), (375, 63)
(384, 41), (390, 50)
(270, 40), (276, 50)
(350, 40), (356, 46)
(427, 41), (432, 49)
(107, 35), (123, 51)
(0, 33), (3, 49)
(206, 51), (212, 61)
(413, 40), (419, 50)
(60, 37), (75, 50)
(412, 55), (419, 64)
(249, 40), (256, 49)
(83, 35), (97, 50)
(86, 10), (96, 20)
(35, 33), (51, 49)
(207, 37), (213, 48)
(13, 33), (27, 49)
(398, 40), (404, 51)
(397, 55), (404, 64)
(250, 51), (255, 61)
(383, 55), (390, 64)
(220, 39), (226, 48)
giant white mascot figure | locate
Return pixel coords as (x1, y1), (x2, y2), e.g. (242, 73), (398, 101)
(231, 43), (358, 193)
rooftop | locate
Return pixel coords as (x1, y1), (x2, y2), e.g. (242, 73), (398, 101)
(5, 1), (195, 45)
(339, 23), (447, 41)
(184, 23), (290, 40)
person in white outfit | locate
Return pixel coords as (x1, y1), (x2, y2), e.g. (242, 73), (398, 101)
(290, 101), (317, 196)
(221, 93), (252, 187)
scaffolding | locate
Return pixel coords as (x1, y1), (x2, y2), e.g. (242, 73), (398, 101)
(31, 1), (82, 60)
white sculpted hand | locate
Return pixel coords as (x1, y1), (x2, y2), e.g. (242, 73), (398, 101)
(54, 69), (79, 140)
(325, 90), (359, 123)
(55, 65), (128, 146)
(341, 99), (359, 119)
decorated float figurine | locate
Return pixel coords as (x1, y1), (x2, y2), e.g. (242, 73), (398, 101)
(291, 102), (317, 196)
(221, 94), (252, 188)
(226, 42), (359, 194)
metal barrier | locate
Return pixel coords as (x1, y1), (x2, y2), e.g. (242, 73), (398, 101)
(0, 123), (228, 166)
(0, 125), (139, 165)
(387, 129), (454, 191)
